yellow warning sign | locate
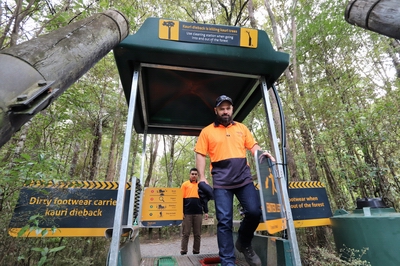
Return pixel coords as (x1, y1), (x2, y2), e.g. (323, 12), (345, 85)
(159, 19), (179, 40)
(141, 187), (183, 223)
(159, 19), (258, 48)
(240, 28), (258, 48)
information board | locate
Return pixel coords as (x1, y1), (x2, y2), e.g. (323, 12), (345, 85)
(141, 187), (183, 227)
(158, 19), (258, 48)
(254, 152), (332, 232)
(289, 181), (332, 227)
(8, 180), (131, 237)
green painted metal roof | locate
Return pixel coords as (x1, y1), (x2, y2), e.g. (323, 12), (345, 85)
(113, 18), (289, 136)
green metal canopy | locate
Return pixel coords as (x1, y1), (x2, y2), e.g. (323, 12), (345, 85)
(113, 17), (289, 136)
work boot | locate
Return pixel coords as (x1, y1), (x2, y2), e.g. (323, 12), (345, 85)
(235, 240), (261, 266)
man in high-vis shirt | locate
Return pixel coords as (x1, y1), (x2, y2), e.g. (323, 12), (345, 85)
(195, 95), (275, 266)
(180, 167), (209, 255)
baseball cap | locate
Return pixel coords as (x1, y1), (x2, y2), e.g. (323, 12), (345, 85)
(215, 95), (233, 107)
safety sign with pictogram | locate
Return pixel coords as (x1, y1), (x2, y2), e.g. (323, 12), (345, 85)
(8, 180), (132, 237)
(254, 150), (287, 234)
(141, 187), (183, 227)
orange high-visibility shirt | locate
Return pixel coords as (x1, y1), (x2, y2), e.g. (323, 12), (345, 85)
(195, 121), (257, 189)
(181, 180), (203, 214)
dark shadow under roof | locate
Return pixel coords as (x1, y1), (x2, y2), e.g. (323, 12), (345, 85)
(113, 18), (289, 136)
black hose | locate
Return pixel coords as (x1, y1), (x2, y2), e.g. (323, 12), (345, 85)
(270, 83), (289, 239)
(271, 83), (288, 183)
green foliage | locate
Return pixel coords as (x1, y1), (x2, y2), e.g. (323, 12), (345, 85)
(1, 151), (69, 184)
(17, 214), (58, 238)
(31, 246), (66, 266)
(303, 246), (371, 266)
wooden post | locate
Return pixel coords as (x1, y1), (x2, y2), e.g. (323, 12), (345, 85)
(345, 0), (400, 39)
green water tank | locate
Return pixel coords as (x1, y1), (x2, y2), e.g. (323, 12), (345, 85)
(331, 198), (400, 266)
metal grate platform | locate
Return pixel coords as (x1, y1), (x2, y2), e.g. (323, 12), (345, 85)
(140, 253), (248, 266)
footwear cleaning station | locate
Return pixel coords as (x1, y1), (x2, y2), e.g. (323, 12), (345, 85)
(0, 11), (301, 265)
(110, 17), (301, 265)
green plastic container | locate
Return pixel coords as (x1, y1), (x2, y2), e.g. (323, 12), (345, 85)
(331, 206), (400, 266)
(154, 256), (177, 266)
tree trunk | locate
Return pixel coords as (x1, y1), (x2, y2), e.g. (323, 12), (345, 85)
(264, 0), (300, 181)
(129, 133), (140, 179)
(345, 0), (400, 39)
(265, 0), (330, 249)
(105, 102), (123, 182)
(81, 140), (92, 180)
(247, 0), (257, 28)
(388, 40), (400, 78)
(89, 118), (102, 181)
(69, 142), (81, 177)
(163, 135), (176, 187)
(144, 135), (160, 187)
(105, 116), (119, 182)
(317, 148), (348, 209)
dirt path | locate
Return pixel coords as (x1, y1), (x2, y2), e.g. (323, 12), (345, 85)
(139, 234), (219, 257)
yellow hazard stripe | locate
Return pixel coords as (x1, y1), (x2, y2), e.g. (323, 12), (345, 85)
(293, 218), (331, 228)
(289, 181), (325, 189)
(24, 180), (132, 190)
(8, 227), (116, 238)
(256, 218), (332, 232)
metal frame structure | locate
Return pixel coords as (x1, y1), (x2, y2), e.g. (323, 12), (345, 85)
(108, 66), (140, 266)
(107, 64), (302, 266)
(261, 77), (301, 265)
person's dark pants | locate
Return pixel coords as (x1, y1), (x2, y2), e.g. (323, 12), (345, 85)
(181, 214), (203, 254)
(214, 182), (261, 266)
